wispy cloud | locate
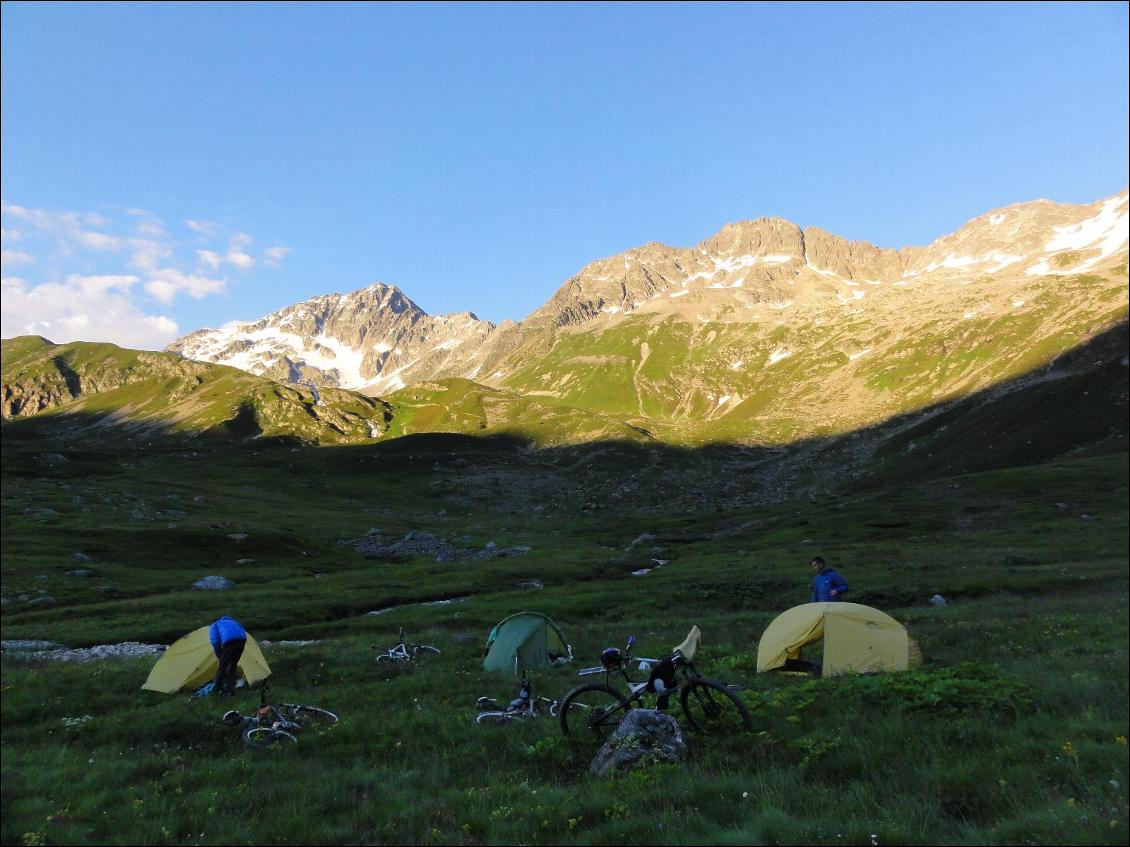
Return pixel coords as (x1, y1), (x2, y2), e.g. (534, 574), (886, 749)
(1, 201), (286, 348)
(144, 268), (226, 305)
(185, 218), (223, 239)
(1, 249), (34, 267)
(263, 245), (293, 266)
(197, 249), (223, 270)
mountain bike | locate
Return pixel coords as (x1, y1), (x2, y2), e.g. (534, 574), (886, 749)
(371, 627), (442, 665)
(474, 671), (588, 725)
(223, 683), (339, 748)
(558, 629), (752, 741)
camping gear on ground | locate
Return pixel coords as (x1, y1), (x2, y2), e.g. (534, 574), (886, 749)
(482, 611), (572, 673)
(141, 626), (271, 693)
(756, 602), (922, 677)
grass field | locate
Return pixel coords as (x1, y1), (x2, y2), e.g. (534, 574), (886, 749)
(1, 419), (1127, 845)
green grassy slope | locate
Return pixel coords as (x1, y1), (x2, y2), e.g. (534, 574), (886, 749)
(491, 271), (1127, 445)
(1, 408), (1127, 844)
(2, 337), (393, 444)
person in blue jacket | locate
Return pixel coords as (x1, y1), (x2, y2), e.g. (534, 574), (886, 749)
(810, 557), (849, 602)
(209, 615), (247, 696)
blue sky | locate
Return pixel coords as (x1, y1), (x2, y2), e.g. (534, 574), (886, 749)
(2, 1), (1127, 349)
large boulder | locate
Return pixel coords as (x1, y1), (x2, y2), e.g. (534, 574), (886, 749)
(590, 709), (688, 776)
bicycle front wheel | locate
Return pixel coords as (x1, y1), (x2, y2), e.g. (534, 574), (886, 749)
(243, 726), (298, 749)
(679, 678), (753, 734)
(559, 683), (629, 740)
(411, 645), (441, 659)
(282, 705), (339, 726)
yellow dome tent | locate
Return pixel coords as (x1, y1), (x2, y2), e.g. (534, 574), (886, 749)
(142, 626), (271, 693)
(756, 602), (921, 677)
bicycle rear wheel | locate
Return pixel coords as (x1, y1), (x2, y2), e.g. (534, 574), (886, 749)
(475, 711), (515, 726)
(412, 645), (441, 659)
(243, 726), (298, 749)
(282, 705), (339, 726)
(558, 683), (629, 740)
(679, 678), (753, 734)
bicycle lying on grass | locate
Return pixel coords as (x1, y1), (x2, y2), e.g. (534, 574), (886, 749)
(558, 627), (752, 741)
(474, 671), (589, 725)
(223, 683), (339, 748)
(371, 628), (442, 666)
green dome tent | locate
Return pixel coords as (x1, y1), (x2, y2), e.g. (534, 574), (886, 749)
(482, 612), (572, 674)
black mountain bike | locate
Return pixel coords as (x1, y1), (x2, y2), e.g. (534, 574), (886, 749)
(558, 633), (752, 741)
(223, 684), (339, 748)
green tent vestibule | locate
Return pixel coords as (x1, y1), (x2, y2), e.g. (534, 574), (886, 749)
(482, 612), (572, 674)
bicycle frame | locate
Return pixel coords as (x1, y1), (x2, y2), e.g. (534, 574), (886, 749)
(576, 637), (695, 705)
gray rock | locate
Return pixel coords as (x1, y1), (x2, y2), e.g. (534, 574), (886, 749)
(35, 453), (69, 467)
(235, 558), (256, 564)
(228, 533), (249, 542)
(72, 552), (94, 562)
(193, 575), (235, 591)
(25, 596), (57, 608)
(193, 496), (206, 505)
(929, 594), (946, 607)
(64, 569), (94, 578)
(590, 710), (687, 776)
(628, 533), (656, 549)
(516, 580), (544, 590)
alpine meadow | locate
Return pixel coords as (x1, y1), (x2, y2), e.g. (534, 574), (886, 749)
(2, 4), (1128, 847)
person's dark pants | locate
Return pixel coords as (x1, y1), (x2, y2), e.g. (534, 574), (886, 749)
(213, 639), (246, 694)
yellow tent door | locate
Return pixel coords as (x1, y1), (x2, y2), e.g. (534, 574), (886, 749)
(141, 626), (271, 693)
(822, 610), (909, 676)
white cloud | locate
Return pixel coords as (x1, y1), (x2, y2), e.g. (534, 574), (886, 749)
(66, 274), (140, 295)
(144, 268), (226, 304)
(1, 228), (22, 242)
(197, 249), (223, 270)
(185, 219), (223, 238)
(129, 238), (172, 272)
(1, 249), (34, 266)
(263, 245), (292, 266)
(73, 230), (125, 251)
(1, 276), (179, 350)
(226, 233), (254, 269)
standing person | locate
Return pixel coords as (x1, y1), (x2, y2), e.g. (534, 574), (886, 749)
(810, 557), (849, 602)
(209, 615), (247, 696)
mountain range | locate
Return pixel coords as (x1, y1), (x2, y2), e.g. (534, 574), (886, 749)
(4, 189), (1127, 454)
(167, 189), (1128, 442)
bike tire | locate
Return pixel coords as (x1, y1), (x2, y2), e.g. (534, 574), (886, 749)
(679, 678), (753, 734)
(375, 654), (400, 666)
(282, 705), (339, 726)
(412, 645), (441, 658)
(558, 683), (629, 740)
(243, 726), (298, 749)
